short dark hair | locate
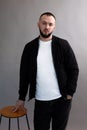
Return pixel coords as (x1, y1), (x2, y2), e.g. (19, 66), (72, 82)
(39, 12), (56, 20)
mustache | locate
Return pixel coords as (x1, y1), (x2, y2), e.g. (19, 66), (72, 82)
(44, 29), (49, 31)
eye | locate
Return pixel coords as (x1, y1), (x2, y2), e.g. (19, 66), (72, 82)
(49, 23), (53, 26)
(42, 22), (47, 25)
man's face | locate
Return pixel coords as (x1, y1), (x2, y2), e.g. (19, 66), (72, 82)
(38, 15), (56, 38)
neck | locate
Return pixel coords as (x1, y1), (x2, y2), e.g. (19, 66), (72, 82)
(40, 35), (52, 41)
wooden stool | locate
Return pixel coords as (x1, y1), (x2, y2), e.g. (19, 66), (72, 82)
(0, 106), (30, 130)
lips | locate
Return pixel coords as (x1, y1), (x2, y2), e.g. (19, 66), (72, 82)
(44, 29), (49, 33)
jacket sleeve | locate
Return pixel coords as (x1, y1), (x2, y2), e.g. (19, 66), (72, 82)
(63, 41), (79, 96)
(18, 44), (30, 101)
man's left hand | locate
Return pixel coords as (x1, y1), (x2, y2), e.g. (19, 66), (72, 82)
(67, 95), (72, 100)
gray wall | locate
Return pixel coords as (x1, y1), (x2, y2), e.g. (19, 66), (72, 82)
(0, 0), (87, 130)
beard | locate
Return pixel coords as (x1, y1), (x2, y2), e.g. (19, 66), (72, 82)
(39, 29), (52, 38)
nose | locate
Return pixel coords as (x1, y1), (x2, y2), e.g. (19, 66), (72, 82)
(45, 24), (49, 29)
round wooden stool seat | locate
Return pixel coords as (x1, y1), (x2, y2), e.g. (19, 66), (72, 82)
(0, 106), (27, 118)
(0, 106), (30, 130)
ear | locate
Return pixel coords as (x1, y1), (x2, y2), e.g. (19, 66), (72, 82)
(53, 24), (56, 31)
(37, 21), (39, 27)
(54, 26), (56, 30)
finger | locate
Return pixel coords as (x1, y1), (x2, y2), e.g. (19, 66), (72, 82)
(12, 106), (19, 112)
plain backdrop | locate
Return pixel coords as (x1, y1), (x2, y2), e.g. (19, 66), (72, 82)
(0, 0), (87, 130)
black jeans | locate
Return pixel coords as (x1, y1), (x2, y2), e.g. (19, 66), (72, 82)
(34, 97), (72, 130)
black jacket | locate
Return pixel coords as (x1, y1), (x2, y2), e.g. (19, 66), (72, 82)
(18, 36), (79, 101)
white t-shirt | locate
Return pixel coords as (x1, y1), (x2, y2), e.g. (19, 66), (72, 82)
(35, 39), (61, 101)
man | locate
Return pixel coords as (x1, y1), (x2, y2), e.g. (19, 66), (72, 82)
(13, 12), (79, 130)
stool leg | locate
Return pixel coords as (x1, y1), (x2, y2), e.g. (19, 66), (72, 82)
(26, 114), (30, 130)
(0, 115), (2, 125)
(17, 118), (20, 130)
(9, 118), (11, 130)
